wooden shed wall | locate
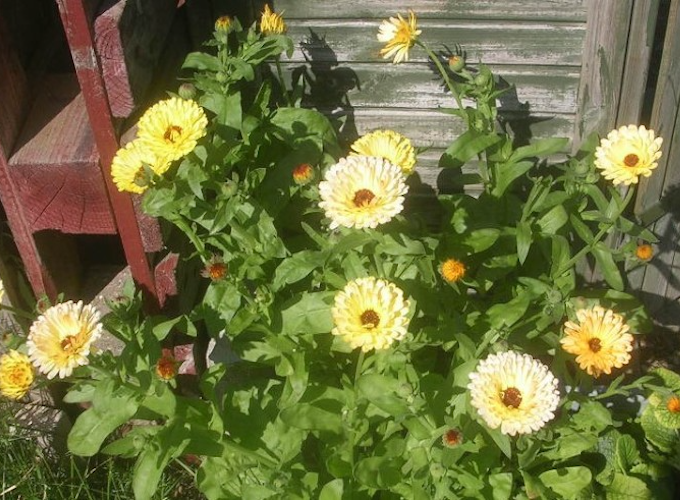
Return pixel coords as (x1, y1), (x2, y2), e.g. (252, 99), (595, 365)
(267, 0), (588, 189)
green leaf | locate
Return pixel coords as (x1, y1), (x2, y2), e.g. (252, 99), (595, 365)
(509, 137), (569, 162)
(280, 292), (334, 336)
(615, 434), (640, 473)
(653, 367), (680, 392)
(319, 479), (344, 500)
(486, 293), (532, 329)
(357, 374), (411, 417)
(516, 221), (532, 264)
(539, 466), (592, 499)
(462, 228), (501, 253)
(537, 205), (569, 234)
(573, 401), (613, 432)
(439, 130), (502, 169)
(484, 426), (512, 459)
(489, 472), (513, 500)
(271, 250), (326, 291)
(182, 52), (220, 71)
(592, 243), (624, 291)
(68, 384), (141, 456)
(641, 403), (679, 453)
(570, 214), (595, 243)
(605, 473), (652, 500)
(491, 160), (533, 197)
(280, 403), (343, 433)
(354, 456), (402, 488)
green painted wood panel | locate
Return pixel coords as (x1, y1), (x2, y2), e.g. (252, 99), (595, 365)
(284, 20), (586, 65)
(271, 0), (587, 21)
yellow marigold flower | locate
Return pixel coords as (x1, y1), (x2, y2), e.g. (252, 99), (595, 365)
(377, 11), (421, 64)
(331, 277), (410, 352)
(26, 301), (102, 379)
(292, 163), (315, 185)
(200, 255), (228, 281)
(560, 306), (634, 378)
(0, 350), (34, 400)
(350, 130), (417, 175)
(441, 429), (463, 448)
(260, 4), (286, 35)
(111, 140), (170, 194)
(440, 258), (466, 283)
(636, 243), (653, 261)
(137, 97), (208, 163)
(468, 351), (560, 436)
(214, 15), (233, 33)
(156, 350), (177, 381)
(594, 125), (663, 186)
(319, 155), (408, 229)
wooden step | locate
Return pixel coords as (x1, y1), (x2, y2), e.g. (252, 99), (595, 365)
(8, 73), (116, 235)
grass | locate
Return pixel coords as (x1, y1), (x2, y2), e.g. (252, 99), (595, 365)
(0, 401), (203, 500)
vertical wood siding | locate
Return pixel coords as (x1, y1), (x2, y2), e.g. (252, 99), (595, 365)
(267, 0), (588, 188)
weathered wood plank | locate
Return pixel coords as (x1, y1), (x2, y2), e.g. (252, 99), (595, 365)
(572, 0), (633, 149)
(56, 0), (160, 308)
(270, 0), (587, 21)
(8, 75), (115, 234)
(635, 0), (680, 222)
(94, 0), (177, 118)
(640, 213), (675, 313)
(338, 108), (575, 149)
(285, 63), (580, 114)
(616, 0), (660, 125)
(284, 19), (586, 66)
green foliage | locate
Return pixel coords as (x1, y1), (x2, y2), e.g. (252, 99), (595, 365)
(8, 8), (672, 500)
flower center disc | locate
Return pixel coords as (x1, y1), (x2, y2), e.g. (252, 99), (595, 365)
(209, 263), (227, 280)
(501, 387), (522, 408)
(623, 153), (639, 167)
(588, 337), (602, 353)
(61, 335), (78, 352)
(164, 125), (184, 144)
(360, 309), (380, 329)
(353, 189), (376, 207)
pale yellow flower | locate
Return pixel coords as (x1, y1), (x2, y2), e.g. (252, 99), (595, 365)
(27, 301), (102, 379)
(318, 155), (408, 229)
(561, 306), (634, 378)
(377, 11), (421, 64)
(331, 277), (410, 352)
(137, 97), (208, 163)
(350, 130), (416, 175)
(0, 350), (34, 399)
(594, 125), (663, 186)
(111, 140), (169, 194)
(440, 258), (466, 283)
(260, 4), (286, 35)
(468, 351), (560, 436)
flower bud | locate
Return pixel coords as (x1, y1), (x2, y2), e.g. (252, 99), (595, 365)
(292, 163), (315, 185)
(448, 55), (465, 72)
(178, 83), (196, 100)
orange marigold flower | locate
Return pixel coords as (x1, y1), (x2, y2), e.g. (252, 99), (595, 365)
(201, 255), (228, 281)
(293, 163), (315, 185)
(636, 244), (653, 261)
(440, 258), (466, 283)
(667, 395), (680, 414)
(442, 428), (463, 448)
(156, 353), (177, 381)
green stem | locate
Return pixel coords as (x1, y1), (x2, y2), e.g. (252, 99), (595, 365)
(417, 40), (465, 118)
(171, 217), (208, 260)
(274, 56), (292, 106)
(354, 350), (366, 383)
(555, 187), (635, 278)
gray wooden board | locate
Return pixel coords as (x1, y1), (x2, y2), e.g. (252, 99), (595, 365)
(272, 0), (587, 21)
(282, 63), (580, 114)
(284, 20), (586, 66)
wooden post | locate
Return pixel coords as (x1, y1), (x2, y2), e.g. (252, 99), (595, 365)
(572, 0), (634, 150)
(55, 0), (159, 308)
